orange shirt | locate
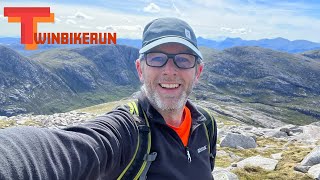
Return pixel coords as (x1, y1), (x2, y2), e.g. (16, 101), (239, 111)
(167, 106), (192, 146)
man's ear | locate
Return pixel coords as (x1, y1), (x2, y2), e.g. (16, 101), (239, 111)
(194, 63), (204, 84)
(136, 59), (144, 83)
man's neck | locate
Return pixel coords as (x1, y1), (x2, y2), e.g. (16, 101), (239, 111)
(158, 108), (184, 127)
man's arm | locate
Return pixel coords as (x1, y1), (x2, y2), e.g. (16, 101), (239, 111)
(0, 107), (138, 180)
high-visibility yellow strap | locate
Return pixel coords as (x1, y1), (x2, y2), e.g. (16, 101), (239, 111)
(132, 102), (139, 116)
(127, 102), (135, 114)
(117, 128), (140, 180)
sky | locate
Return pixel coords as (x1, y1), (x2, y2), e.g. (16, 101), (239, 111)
(1, 0), (320, 42)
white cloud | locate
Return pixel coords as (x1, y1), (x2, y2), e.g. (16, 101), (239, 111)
(220, 27), (251, 35)
(68, 11), (94, 20)
(1, 1), (320, 42)
(66, 19), (77, 25)
(143, 3), (161, 13)
(55, 17), (62, 22)
(96, 25), (143, 31)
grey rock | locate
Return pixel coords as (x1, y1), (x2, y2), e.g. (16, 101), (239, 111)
(217, 150), (229, 157)
(279, 125), (303, 136)
(220, 133), (257, 149)
(242, 132), (257, 141)
(264, 130), (288, 138)
(271, 153), (283, 160)
(236, 155), (279, 171)
(228, 152), (242, 162)
(231, 163), (237, 167)
(212, 169), (239, 180)
(308, 164), (320, 179)
(294, 165), (310, 173)
(300, 146), (320, 166)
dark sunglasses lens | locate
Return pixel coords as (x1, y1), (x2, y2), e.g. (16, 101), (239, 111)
(175, 54), (196, 68)
(146, 53), (167, 67)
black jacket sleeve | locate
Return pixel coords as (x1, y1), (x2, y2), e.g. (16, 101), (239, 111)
(0, 107), (138, 180)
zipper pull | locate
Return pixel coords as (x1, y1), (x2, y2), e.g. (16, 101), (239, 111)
(185, 147), (192, 163)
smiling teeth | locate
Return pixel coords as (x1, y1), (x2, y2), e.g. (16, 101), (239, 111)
(160, 84), (179, 89)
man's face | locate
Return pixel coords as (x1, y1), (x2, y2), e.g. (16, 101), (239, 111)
(136, 43), (203, 111)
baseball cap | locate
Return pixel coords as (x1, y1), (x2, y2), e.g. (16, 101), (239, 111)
(139, 17), (203, 60)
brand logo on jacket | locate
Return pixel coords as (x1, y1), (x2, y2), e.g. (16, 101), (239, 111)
(197, 145), (207, 154)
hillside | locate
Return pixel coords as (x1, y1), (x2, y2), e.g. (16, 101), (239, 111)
(0, 44), (319, 127)
(300, 49), (320, 61)
(0, 46), (76, 115)
(0, 45), (140, 116)
(195, 46), (320, 126)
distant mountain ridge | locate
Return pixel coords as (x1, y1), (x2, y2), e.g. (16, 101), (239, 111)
(0, 44), (319, 126)
(1, 37), (320, 56)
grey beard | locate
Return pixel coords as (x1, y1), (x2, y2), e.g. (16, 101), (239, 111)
(141, 84), (190, 112)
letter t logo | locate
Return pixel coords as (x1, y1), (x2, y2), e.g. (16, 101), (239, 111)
(4, 7), (54, 50)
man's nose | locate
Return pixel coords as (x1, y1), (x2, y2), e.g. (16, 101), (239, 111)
(162, 58), (178, 75)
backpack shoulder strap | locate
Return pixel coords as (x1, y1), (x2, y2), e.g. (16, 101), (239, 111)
(196, 105), (217, 169)
(117, 100), (157, 180)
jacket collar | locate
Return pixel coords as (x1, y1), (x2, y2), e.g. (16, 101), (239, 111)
(137, 93), (207, 126)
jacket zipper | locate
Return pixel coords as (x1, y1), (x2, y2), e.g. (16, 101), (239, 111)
(164, 123), (203, 163)
(185, 146), (192, 163)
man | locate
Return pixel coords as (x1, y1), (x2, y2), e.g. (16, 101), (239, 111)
(0, 17), (217, 180)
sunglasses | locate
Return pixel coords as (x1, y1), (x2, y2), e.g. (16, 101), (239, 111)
(142, 52), (200, 69)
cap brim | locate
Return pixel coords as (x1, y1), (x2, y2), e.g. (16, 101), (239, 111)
(139, 37), (203, 60)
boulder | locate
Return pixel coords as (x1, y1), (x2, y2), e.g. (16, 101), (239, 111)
(236, 155), (279, 171)
(220, 133), (257, 149)
(212, 169), (239, 180)
(271, 153), (283, 160)
(264, 130), (288, 138)
(300, 146), (320, 166)
(294, 165), (310, 173)
(279, 125), (303, 136)
(308, 164), (320, 179)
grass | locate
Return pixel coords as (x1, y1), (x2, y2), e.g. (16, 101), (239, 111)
(215, 137), (314, 180)
(0, 120), (16, 129)
(0, 119), (43, 129)
(77, 99), (133, 114)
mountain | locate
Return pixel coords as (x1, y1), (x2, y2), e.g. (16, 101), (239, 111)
(195, 46), (320, 126)
(197, 37), (320, 53)
(2, 37), (320, 55)
(300, 49), (320, 61)
(1, 44), (319, 126)
(0, 45), (140, 116)
(0, 45), (76, 116)
(31, 45), (140, 92)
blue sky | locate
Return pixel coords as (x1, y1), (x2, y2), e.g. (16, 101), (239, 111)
(1, 0), (320, 42)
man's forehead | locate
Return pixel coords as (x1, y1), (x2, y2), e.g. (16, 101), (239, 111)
(149, 43), (194, 53)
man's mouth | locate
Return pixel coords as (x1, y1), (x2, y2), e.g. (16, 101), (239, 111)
(159, 83), (180, 89)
